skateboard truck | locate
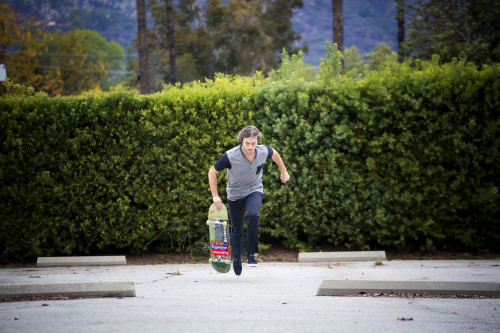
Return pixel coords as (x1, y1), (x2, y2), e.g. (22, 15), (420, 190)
(208, 257), (230, 264)
(206, 218), (228, 227)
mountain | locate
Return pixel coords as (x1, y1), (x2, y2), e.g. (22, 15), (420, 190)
(6, 0), (401, 66)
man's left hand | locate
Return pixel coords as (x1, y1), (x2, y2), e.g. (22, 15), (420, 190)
(281, 171), (290, 183)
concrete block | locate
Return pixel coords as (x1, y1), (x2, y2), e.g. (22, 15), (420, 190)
(317, 280), (500, 296)
(0, 282), (136, 299)
(298, 251), (386, 262)
(37, 256), (126, 267)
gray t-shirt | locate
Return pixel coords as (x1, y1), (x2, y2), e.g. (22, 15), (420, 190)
(214, 145), (274, 201)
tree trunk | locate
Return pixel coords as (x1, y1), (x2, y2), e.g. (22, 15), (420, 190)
(136, 0), (150, 94)
(332, 0), (344, 74)
(166, 0), (176, 84)
(397, 0), (405, 63)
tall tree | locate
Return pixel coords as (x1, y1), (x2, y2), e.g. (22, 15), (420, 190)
(0, 3), (54, 91)
(344, 45), (366, 77)
(261, 0), (306, 66)
(205, 0), (306, 76)
(332, 0), (344, 74)
(137, 0), (150, 94)
(37, 29), (125, 95)
(396, 0), (405, 63)
(165, 0), (176, 84)
(148, 0), (209, 86)
(405, 0), (500, 65)
(1, 3), (124, 96)
(344, 43), (396, 79)
(146, 0), (306, 86)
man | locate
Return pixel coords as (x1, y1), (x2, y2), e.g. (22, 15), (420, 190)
(208, 126), (290, 276)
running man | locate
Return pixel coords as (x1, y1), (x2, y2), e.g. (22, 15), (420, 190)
(208, 126), (290, 276)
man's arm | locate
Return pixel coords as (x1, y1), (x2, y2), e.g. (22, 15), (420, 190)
(271, 149), (290, 183)
(208, 166), (222, 210)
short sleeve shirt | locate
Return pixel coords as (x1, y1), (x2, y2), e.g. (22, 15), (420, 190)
(214, 145), (274, 201)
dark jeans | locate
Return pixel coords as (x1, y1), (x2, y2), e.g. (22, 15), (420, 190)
(227, 191), (263, 259)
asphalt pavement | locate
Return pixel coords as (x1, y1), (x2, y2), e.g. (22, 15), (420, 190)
(1, 259), (500, 332)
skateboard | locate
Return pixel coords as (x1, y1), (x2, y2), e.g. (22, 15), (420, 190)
(206, 202), (231, 273)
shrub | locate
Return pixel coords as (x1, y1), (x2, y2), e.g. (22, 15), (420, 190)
(1, 55), (499, 263)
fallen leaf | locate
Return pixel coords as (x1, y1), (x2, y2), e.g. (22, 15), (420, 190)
(166, 268), (182, 276)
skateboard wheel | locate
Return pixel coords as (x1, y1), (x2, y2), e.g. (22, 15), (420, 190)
(209, 258), (212, 263)
(223, 221), (227, 227)
(206, 220), (210, 225)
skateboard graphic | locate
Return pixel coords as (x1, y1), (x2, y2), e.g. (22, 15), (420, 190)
(206, 202), (231, 273)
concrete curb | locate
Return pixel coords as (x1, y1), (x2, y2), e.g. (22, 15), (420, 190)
(37, 256), (126, 267)
(0, 282), (136, 299)
(298, 251), (386, 262)
(317, 280), (500, 296)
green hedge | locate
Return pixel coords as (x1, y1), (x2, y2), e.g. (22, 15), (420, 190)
(0, 76), (253, 262)
(1, 59), (499, 263)
(253, 58), (500, 252)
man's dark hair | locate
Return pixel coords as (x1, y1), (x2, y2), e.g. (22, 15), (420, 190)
(237, 126), (262, 142)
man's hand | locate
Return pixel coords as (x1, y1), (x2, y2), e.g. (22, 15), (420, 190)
(209, 166), (222, 210)
(213, 195), (222, 210)
(272, 149), (290, 184)
(281, 171), (290, 183)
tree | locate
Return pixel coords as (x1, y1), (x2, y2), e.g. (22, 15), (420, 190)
(332, 0), (344, 74)
(0, 3), (55, 91)
(80, 30), (125, 91)
(405, 0), (500, 65)
(1, 3), (125, 96)
(344, 43), (396, 78)
(367, 43), (395, 71)
(38, 29), (125, 95)
(146, 0), (306, 87)
(165, 0), (176, 84)
(137, 0), (151, 94)
(344, 45), (366, 78)
(261, 0), (306, 68)
(396, 0), (405, 63)
(148, 0), (209, 87)
(208, 0), (277, 75)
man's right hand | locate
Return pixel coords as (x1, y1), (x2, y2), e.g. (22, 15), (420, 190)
(213, 195), (222, 211)
(208, 166), (222, 210)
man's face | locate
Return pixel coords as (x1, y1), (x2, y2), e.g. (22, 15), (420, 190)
(242, 136), (258, 153)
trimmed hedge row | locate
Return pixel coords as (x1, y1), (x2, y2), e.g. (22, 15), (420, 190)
(253, 59), (500, 252)
(1, 59), (499, 262)
(0, 76), (253, 262)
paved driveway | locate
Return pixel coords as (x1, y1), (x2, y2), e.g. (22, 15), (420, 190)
(1, 260), (499, 332)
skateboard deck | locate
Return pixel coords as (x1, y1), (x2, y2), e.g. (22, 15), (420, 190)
(206, 203), (231, 273)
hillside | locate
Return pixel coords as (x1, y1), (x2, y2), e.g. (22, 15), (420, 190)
(7, 0), (400, 66)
